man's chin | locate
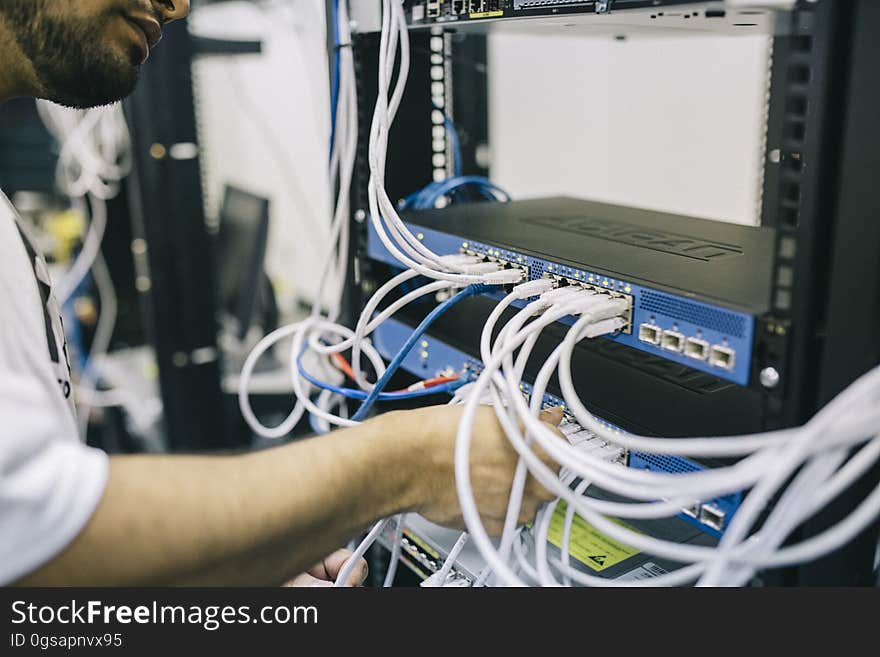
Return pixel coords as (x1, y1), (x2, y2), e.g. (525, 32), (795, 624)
(43, 65), (140, 109)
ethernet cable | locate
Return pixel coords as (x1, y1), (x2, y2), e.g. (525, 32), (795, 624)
(296, 352), (463, 402)
(383, 514), (406, 587)
(401, 175), (510, 210)
(560, 478), (591, 587)
(422, 531), (469, 587)
(334, 518), (390, 588)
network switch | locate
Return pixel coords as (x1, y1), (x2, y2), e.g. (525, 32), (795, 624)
(367, 197), (773, 386)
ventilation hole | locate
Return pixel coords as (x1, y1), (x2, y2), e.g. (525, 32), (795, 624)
(783, 182), (801, 204)
(789, 65), (811, 84)
(785, 122), (806, 141)
(793, 35), (813, 53)
(787, 96), (808, 117)
(780, 206), (799, 228)
(639, 293), (746, 338)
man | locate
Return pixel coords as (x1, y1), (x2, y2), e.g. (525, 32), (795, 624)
(0, 0), (560, 586)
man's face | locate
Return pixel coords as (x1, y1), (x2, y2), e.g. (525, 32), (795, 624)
(0, 0), (189, 108)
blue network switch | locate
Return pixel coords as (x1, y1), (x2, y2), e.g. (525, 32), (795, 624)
(367, 220), (756, 386)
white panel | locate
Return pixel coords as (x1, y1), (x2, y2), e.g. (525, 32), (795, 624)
(489, 31), (771, 226)
(191, 0), (332, 315)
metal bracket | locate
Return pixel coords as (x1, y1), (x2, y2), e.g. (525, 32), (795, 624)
(595, 0), (612, 14)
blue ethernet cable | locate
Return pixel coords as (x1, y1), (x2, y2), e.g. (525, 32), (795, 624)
(401, 175), (510, 210)
(444, 114), (463, 177)
(329, 0), (341, 159)
(351, 283), (490, 421)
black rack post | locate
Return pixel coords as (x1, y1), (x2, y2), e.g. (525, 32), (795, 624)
(125, 19), (230, 452)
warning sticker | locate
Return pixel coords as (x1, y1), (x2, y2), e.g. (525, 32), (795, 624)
(545, 502), (641, 572)
(470, 11), (504, 19)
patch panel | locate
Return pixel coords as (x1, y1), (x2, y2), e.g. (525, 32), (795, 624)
(367, 197), (769, 386)
(371, 315), (742, 537)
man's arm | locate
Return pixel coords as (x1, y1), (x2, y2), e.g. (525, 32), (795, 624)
(17, 405), (560, 586)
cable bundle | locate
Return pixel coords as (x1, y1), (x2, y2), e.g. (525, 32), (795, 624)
(36, 101), (132, 434)
(454, 280), (880, 586)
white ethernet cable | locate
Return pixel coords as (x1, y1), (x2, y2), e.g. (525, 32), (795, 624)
(453, 287), (880, 585)
(421, 532), (469, 587)
(334, 518), (390, 588)
(383, 514), (406, 587)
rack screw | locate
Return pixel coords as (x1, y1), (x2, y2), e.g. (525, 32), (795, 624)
(760, 367), (781, 389)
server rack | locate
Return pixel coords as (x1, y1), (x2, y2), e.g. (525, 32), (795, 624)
(344, 0), (880, 584)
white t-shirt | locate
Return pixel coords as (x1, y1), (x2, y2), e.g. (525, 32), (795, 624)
(0, 191), (108, 584)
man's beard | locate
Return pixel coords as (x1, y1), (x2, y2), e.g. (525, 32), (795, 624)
(0, 0), (140, 108)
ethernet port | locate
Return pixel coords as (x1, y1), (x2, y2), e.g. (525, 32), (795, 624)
(699, 504), (726, 531)
(709, 345), (736, 371)
(661, 330), (685, 353)
(684, 337), (710, 361)
(638, 323), (662, 345)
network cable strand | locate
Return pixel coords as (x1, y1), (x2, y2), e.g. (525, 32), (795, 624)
(422, 532), (469, 587)
(334, 518), (391, 588)
(453, 288), (880, 585)
(383, 514), (407, 587)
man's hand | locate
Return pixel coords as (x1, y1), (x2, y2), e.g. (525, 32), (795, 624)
(387, 404), (563, 535)
(284, 549), (368, 587)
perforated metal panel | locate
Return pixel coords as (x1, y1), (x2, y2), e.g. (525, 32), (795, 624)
(639, 291), (746, 338)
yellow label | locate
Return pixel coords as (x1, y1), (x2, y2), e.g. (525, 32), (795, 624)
(545, 503), (640, 571)
(470, 11), (504, 19)
(403, 530), (439, 560)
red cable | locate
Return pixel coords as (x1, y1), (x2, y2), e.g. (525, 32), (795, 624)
(329, 353), (459, 393)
